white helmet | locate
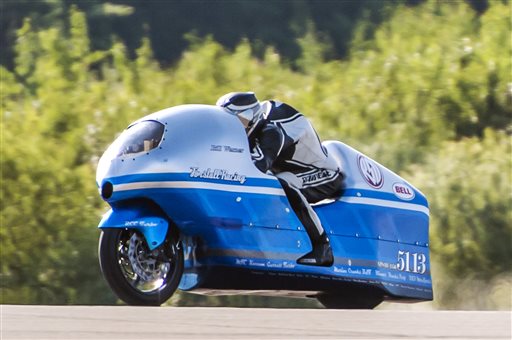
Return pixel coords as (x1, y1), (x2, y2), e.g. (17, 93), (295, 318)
(216, 92), (264, 130)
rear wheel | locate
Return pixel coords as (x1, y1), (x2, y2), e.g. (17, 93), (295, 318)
(317, 289), (384, 309)
(99, 228), (183, 306)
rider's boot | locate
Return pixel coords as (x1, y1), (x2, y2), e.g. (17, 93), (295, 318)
(297, 233), (334, 267)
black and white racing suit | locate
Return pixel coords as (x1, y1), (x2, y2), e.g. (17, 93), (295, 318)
(248, 100), (344, 244)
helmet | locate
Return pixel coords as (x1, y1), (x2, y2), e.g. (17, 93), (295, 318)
(216, 92), (263, 129)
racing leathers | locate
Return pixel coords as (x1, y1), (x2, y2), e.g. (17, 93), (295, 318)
(248, 100), (344, 266)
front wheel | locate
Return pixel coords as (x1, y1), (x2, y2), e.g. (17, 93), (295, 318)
(99, 228), (184, 306)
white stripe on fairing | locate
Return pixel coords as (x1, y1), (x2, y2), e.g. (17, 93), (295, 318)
(114, 181), (429, 215)
(339, 196), (430, 216)
(114, 181), (287, 196)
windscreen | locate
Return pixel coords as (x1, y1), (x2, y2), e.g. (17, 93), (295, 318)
(112, 120), (165, 157)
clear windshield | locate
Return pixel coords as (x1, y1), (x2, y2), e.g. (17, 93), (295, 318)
(112, 120), (165, 157)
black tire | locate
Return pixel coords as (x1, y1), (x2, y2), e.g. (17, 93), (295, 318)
(317, 289), (384, 309)
(99, 228), (183, 306)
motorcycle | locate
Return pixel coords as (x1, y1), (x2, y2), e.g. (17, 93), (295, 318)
(96, 104), (433, 308)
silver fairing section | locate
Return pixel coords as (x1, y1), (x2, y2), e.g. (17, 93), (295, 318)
(96, 104), (274, 189)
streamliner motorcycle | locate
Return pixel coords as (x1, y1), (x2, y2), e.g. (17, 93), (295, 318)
(96, 104), (433, 308)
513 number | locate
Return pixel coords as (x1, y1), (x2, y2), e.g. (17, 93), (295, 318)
(397, 250), (427, 274)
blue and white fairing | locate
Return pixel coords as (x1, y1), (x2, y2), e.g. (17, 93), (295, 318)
(96, 104), (433, 301)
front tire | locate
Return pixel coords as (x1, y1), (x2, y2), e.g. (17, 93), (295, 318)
(99, 228), (184, 306)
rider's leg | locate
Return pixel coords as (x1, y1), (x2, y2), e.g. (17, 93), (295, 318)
(276, 172), (333, 267)
(299, 169), (345, 204)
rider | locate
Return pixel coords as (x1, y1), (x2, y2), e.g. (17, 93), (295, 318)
(216, 92), (344, 266)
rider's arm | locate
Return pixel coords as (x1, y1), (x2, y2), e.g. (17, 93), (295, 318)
(252, 124), (293, 173)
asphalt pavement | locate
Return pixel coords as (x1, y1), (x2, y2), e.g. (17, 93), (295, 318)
(1, 305), (511, 339)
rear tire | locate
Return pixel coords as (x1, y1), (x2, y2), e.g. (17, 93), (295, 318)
(99, 228), (183, 306)
(317, 288), (384, 309)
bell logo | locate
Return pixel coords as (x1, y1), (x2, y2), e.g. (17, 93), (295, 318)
(357, 155), (384, 189)
(393, 183), (415, 201)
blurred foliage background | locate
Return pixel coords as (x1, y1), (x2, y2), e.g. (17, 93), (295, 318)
(1, 0), (511, 309)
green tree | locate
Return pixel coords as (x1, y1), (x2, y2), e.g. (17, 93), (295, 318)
(1, 8), (115, 304)
(405, 130), (511, 309)
(1, 1), (510, 309)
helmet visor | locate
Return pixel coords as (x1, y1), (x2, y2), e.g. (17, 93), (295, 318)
(234, 108), (256, 128)
(224, 105), (261, 129)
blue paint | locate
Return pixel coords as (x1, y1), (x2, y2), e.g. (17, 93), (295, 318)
(99, 207), (168, 251)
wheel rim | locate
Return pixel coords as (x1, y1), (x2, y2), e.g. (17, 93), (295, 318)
(116, 230), (175, 293)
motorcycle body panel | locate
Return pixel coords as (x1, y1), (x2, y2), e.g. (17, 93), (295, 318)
(97, 104), (433, 301)
(98, 205), (169, 251)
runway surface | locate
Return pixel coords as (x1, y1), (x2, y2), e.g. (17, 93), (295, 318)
(1, 305), (511, 339)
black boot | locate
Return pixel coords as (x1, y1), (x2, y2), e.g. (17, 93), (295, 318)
(297, 234), (334, 267)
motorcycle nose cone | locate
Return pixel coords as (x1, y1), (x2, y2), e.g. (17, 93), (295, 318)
(101, 181), (113, 199)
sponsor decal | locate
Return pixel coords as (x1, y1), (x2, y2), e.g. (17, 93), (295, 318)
(300, 169), (334, 185)
(248, 259), (266, 267)
(411, 276), (432, 284)
(235, 258), (296, 269)
(357, 155), (384, 189)
(375, 270), (387, 278)
(282, 261), (296, 269)
(235, 258), (248, 265)
(190, 167), (247, 184)
(210, 144), (244, 153)
(124, 220), (158, 227)
(334, 266), (372, 276)
(378, 261), (398, 270)
(266, 261), (283, 268)
(392, 182), (415, 201)
(385, 272), (407, 281)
